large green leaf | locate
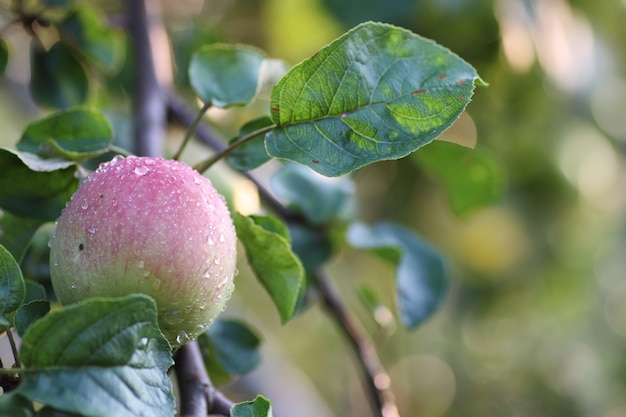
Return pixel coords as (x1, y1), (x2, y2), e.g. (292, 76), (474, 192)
(0, 148), (78, 221)
(233, 213), (304, 323)
(17, 108), (113, 161)
(58, 5), (123, 72)
(0, 38), (8, 75)
(0, 392), (34, 417)
(14, 299), (50, 337)
(270, 162), (353, 224)
(231, 396), (273, 417)
(16, 295), (174, 417)
(189, 44), (265, 108)
(266, 21), (485, 177)
(414, 141), (504, 216)
(0, 244), (26, 326)
(347, 222), (450, 329)
(30, 42), (88, 109)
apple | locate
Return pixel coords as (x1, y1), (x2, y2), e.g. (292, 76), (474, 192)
(49, 155), (237, 349)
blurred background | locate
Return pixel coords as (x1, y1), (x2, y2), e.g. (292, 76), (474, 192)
(2, 0), (626, 416)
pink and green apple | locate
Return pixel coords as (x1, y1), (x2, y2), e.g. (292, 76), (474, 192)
(49, 155), (237, 349)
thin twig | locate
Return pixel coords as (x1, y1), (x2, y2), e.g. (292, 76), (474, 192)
(174, 341), (234, 417)
(172, 101), (212, 161)
(4, 328), (21, 368)
(316, 270), (399, 417)
(128, 0), (165, 157)
(166, 92), (400, 417)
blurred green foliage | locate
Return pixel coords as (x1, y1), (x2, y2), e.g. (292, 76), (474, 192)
(1, 0), (625, 416)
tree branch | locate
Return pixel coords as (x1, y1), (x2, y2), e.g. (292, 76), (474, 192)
(128, 0), (166, 157)
(174, 341), (234, 417)
(165, 93), (400, 417)
(316, 270), (399, 417)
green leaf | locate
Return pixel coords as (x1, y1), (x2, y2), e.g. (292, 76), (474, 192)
(289, 223), (333, 274)
(0, 148), (78, 221)
(227, 117), (274, 171)
(37, 407), (84, 417)
(189, 44), (265, 108)
(30, 42), (88, 109)
(16, 294), (174, 417)
(58, 6), (123, 72)
(40, 0), (74, 6)
(347, 222), (450, 329)
(14, 299), (50, 337)
(233, 213), (304, 323)
(18, 108), (113, 161)
(270, 162), (353, 224)
(0, 38), (8, 75)
(0, 392), (34, 417)
(231, 395), (273, 417)
(0, 210), (43, 263)
(199, 318), (261, 384)
(414, 141), (504, 216)
(266, 21), (485, 177)
(0, 244), (26, 326)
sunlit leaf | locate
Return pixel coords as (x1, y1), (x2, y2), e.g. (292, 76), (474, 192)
(347, 222), (450, 329)
(189, 44), (265, 108)
(233, 213), (304, 323)
(17, 295), (174, 417)
(266, 21), (485, 177)
(18, 108), (113, 161)
(270, 162), (353, 224)
(227, 116), (273, 171)
(231, 395), (273, 417)
(59, 6), (124, 72)
(0, 148), (78, 221)
(30, 42), (88, 109)
(0, 244), (26, 326)
(414, 141), (504, 215)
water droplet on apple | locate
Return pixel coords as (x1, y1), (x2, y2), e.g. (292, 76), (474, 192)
(208, 236), (215, 246)
(81, 201), (89, 210)
(137, 260), (145, 268)
(214, 257), (221, 265)
(184, 304), (193, 314)
(134, 165), (150, 176)
(111, 155), (125, 164)
(152, 277), (161, 290)
(87, 227), (96, 234)
(219, 233), (225, 243)
(164, 309), (184, 325)
(70, 283), (77, 289)
(176, 331), (190, 345)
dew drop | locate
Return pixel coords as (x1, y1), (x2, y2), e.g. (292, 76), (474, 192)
(208, 236), (215, 246)
(70, 283), (77, 289)
(164, 309), (184, 325)
(203, 268), (212, 279)
(218, 233), (225, 243)
(176, 331), (190, 345)
(213, 257), (221, 265)
(111, 155), (125, 164)
(87, 227), (96, 234)
(137, 260), (145, 268)
(152, 277), (161, 290)
(134, 165), (150, 176)
(184, 305), (194, 314)
(81, 201), (89, 210)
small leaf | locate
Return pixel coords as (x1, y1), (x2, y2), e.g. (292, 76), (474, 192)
(199, 318), (261, 384)
(0, 244), (26, 326)
(30, 42), (88, 109)
(58, 6), (124, 72)
(271, 163), (353, 224)
(227, 116), (274, 171)
(347, 222), (450, 329)
(24, 280), (47, 304)
(289, 223), (333, 274)
(14, 299), (50, 337)
(266, 21), (485, 177)
(0, 148), (78, 221)
(0, 392), (34, 417)
(18, 108), (113, 161)
(0, 38), (8, 75)
(231, 395), (273, 417)
(17, 294), (174, 417)
(414, 141), (504, 216)
(233, 213), (304, 323)
(0, 210), (43, 263)
(189, 44), (265, 108)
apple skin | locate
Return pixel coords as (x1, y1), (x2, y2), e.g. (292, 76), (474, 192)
(49, 155), (237, 349)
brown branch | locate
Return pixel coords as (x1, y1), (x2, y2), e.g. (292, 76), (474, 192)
(316, 270), (399, 417)
(165, 92), (399, 417)
(173, 341), (234, 417)
(128, 0), (165, 157)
